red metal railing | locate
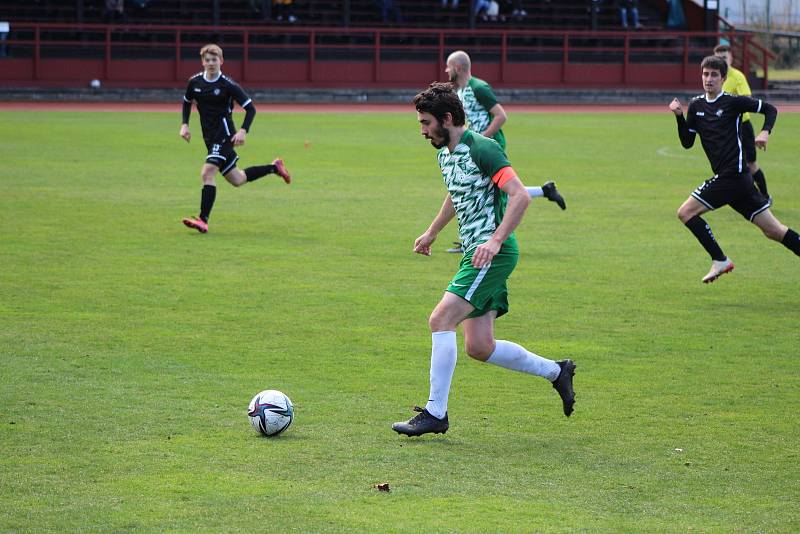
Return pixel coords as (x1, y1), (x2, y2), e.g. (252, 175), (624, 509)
(0, 23), (776, 89)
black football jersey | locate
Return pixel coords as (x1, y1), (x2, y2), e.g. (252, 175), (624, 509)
(183, 72), (253, 144)
(685, 93), (776, 176)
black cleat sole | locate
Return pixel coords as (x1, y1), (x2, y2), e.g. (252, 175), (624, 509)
(392, 427), (448, 437)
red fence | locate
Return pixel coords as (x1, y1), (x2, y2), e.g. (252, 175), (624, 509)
(0, 23), (774, 89)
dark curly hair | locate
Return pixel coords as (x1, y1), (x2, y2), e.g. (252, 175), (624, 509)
(412, 82), (466, 127)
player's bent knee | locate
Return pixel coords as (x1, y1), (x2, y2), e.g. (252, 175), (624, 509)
(464, 340), (493, 361)
(428, 314), (446, 332)
(677, 203), (702, 224)
(224, 169), (247, 187)
(754, 214), (787, 241)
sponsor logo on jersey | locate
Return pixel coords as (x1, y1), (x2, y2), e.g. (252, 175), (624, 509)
(214, 88), (220, 95)
(696, 112), (705, 116)
(715, 109), (723, 117)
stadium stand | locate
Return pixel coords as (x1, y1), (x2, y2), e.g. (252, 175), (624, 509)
(2, 0), (665, 30)
(1, 1), (776, 92)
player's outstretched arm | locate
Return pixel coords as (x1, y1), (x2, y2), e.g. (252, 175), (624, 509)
(669, 98), (695, 149)
(180, 96), (193, 142)
(229, 98), (256, 147)
(472, 176), (529, 268)
(756, 101), (777, 150)
(730, 96), (778, 151)
(240, 101), (256, 132)
(414, 194), (456, 256)
(483, 103), (508, 139)
(490, 176), (529, 242)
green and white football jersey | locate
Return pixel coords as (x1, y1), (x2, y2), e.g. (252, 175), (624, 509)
(457, 77), (506, 150)
(437, 129), (518, 253)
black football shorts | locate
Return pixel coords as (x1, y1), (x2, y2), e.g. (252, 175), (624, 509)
(691, 172), (771, 221)
(204, 138), (239, 175)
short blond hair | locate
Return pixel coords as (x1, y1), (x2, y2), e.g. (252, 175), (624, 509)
(200, 44), (223, 59)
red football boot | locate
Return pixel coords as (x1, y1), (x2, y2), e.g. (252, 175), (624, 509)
(272, 158), (292, 184)
(182, 216), (208, 233)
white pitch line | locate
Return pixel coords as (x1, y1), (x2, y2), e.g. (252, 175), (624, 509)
(656, 146), (699, 159)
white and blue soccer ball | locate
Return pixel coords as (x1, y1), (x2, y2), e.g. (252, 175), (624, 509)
(248, 390), (293, 437)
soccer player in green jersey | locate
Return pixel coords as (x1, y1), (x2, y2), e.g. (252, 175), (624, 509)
(444, 50), (565, 253)
(714, 44), (770, 201)
(391, 83), (576, 437)
(446, 50), (566, 210)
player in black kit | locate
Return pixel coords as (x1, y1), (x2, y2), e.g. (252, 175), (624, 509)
(669, 55), (800, 283)
(180, 44), (291, 233)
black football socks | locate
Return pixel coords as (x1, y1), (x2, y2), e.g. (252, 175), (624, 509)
(200, 184), (216, 223)
(245, 164), (277, 182)
(782, 229), (800, 256)
(752, 169), (769, 198)
(685, 216), (726, 261)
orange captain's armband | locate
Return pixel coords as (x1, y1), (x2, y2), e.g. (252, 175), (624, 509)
(492, 166), (517, 188)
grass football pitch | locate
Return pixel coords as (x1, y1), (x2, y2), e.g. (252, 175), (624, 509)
(1, 108), (799, 532)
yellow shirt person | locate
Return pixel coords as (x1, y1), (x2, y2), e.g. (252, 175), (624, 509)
(714, 43), (771, 200)
(722, 65), (752, 123)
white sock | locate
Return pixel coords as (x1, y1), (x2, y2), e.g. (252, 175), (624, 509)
(425, 331), (457, 419)
(486, 340), (560, 381)
(526, 186), (544, 198)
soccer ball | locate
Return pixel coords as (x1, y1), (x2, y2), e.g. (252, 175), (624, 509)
(89, 78), (101, 89)
(248, 390), (294, 437)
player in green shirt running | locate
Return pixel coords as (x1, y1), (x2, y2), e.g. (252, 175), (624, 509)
(446, 50), (566, 207)
(714, 44), (770, 201)
(444, 50), (565, 253)
(391, 82), (576, 437)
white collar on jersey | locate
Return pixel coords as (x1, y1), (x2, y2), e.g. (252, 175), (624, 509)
(203, 71), (222, 83)
(704, 92), (724, 103)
